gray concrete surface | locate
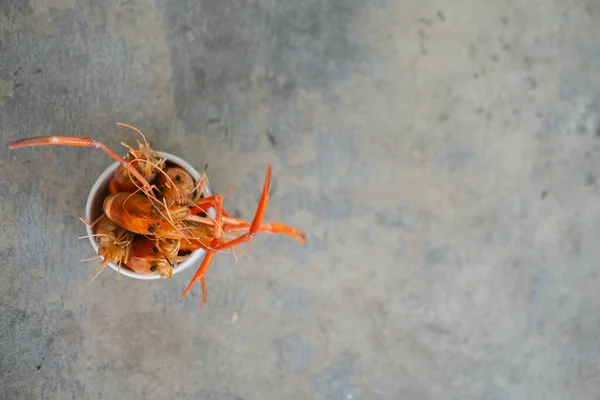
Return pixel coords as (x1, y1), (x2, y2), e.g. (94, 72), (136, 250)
(1, 0), (600, 399)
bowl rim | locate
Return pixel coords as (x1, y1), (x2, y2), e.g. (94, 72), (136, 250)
(84, 151), (214, 280)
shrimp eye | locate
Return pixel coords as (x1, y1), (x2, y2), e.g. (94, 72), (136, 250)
(175, 175), (182, 182)
(150, 265), (157, 272)
(152, 246), (158, 253)
(148, 226), (155, 233)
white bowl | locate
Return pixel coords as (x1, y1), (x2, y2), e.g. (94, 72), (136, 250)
(84, 152), (214, 280)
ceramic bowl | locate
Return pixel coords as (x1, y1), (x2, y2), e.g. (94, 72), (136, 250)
(84, 152), (213, 280)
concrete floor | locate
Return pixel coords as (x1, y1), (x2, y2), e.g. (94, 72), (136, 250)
(1, 0), (600, 398)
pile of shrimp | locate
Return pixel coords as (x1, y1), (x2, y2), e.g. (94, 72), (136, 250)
(8, 122), (306, 307)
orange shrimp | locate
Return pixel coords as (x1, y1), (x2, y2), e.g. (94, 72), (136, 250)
(108, 123), (165, 193)
(157, 167), (197, 205)
(102, 192), (208, 241)
(81, 215), (135, 281)
(125, 237), (183, 278)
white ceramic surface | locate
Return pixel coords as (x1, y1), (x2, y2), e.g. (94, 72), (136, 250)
(84, 152), (214, 280)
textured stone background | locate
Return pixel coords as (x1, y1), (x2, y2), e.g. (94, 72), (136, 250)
(2, 0), (600, 399)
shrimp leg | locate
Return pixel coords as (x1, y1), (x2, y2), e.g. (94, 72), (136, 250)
(8, 136), (152, 191)
(180, 163), (273, 306)
(187, 215), (306, 244)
